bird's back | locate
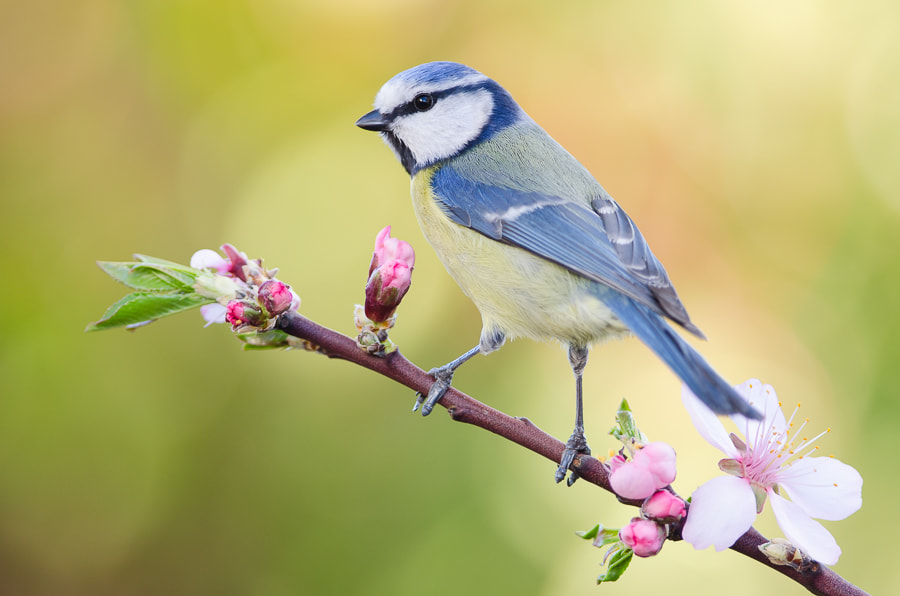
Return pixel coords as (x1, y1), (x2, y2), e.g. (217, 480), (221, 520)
(412, 120), (700, 345)
(410, 125), (631, 348)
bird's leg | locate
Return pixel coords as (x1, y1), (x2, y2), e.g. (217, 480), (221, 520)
(414, 329), (505, 416)
(556, 344), (591, 486)
(413, 345), (481, 416)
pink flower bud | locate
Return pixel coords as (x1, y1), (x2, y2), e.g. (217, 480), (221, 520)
(225, 299), (265, 328)
(363, 227), (415, 323)
(619, 518), (666, 558)
(220, 243), (250, 282)
(258, 280), (294, 315)
(369, 226), (415, 276)
(641, 490), (686, 522)
(364, 261), (412, 322)
(608, 442), (677, 500)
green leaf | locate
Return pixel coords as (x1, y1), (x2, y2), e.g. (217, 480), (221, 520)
(86, 292), (213, 332)
(597, 546), (633, 583)
(134, 254), (194, 268)
(237, 330), (292, 349)
(135, 255), (207, 281)
(609, 399), (648, 444)
(576, 524), (600, 541)
(593, 528), (622, 549)
(97, 261), (198, 292)
(577, 524), (621, 548)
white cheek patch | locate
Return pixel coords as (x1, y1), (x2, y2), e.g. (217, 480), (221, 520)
(392, 89), (494, 166)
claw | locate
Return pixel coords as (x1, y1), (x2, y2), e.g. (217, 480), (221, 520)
(418, 366), (454, 416)
(555, 427), (591, 485)
(411, 345), (482, 417)
(555, 449), (577, 484)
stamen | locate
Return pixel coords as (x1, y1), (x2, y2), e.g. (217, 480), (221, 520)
(725, 387), (835, 488)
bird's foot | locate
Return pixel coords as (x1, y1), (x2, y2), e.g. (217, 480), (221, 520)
(412, 364), (456, 416)
(555, 428), (591, 486)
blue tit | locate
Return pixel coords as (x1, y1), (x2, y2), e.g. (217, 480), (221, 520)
(356, 61), (760, 485)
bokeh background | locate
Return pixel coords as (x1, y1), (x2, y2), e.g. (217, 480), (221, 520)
(1, 1), (898, 594)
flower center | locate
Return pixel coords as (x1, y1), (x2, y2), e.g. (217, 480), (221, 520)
(741, 401), (832, 489)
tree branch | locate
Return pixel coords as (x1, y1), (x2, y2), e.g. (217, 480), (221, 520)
(277, 311), (868, 596)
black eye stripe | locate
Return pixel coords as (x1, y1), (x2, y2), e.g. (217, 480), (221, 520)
(386, 86), (465, 120)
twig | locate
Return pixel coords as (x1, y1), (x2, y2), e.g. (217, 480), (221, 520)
(277, 311), (869, 596)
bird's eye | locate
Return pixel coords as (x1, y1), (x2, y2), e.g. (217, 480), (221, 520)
(412, 93), (435, 112)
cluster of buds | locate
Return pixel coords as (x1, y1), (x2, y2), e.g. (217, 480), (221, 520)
(583, 402), (688, 564)
(617, 490), (686, 557)
(355, 226), (415, 356)
(606, 441), (685, 558)
(191, 243), (300, 333)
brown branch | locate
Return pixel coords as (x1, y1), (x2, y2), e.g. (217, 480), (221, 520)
(277, 311), (869, 596)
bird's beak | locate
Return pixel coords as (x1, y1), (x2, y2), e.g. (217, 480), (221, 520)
(355, 109), (388, 132)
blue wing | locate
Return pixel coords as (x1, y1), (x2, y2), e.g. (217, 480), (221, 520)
(431, 159), (704, 338)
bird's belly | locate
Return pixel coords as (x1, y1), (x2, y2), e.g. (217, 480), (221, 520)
(412, 176), (629, 347)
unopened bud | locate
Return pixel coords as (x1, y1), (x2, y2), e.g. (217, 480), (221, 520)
(759, 538), (817, 572)
(641, 490), (686, 522)
(369, 226), (415, 276)
(220, 243), (250, 282)
(225, 299), (266, 328)
(365, 260), (412, 323)
(258, 280), (294, 315)
(619, 518), (666, 558)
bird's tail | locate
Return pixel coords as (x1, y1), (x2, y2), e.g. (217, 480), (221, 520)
(603, 293), (762, 420)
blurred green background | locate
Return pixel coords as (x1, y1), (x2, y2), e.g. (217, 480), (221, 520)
(1, 1), (897, 594)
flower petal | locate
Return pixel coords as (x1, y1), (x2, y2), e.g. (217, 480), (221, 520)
(779, 457), (863, 521)
(637, 441), (677, 487)
(732, 379), (786, 450)
(683, 476), (757, 551)
(681, 384), (736, 456)
(200, 303), (227, 326)
(769, 491), (841, 565)
(191, 249), (228, 271)
(609, 461), (658, 500)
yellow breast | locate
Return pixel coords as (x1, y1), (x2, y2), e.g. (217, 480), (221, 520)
(410, 168), (628, 348)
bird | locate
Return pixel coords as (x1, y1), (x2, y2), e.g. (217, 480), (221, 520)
(355, 61), (760, 485)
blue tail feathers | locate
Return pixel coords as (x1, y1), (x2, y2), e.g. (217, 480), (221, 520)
(602, 292), (762, 420)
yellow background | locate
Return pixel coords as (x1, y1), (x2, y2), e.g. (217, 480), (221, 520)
(1, 1), (897, 594)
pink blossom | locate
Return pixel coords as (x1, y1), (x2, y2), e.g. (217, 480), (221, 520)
(619, 518), (666, 558)
(608, 441), (677, 500)
(681, 380), (863, 565)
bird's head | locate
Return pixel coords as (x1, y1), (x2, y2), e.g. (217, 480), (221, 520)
(356, 61), (525, 175)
